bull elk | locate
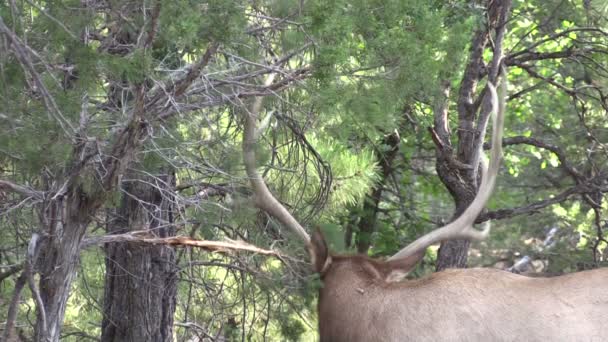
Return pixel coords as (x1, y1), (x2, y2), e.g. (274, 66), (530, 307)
(243, 73), (608, 341)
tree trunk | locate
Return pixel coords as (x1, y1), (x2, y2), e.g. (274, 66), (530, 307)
(32, 97), (147, 340)
(35, 188), (95, 341)
(101, 172), (178, 342)
(436, 237), (471, 270)
(434, 0), (512, 270)
(434, 154), (477, 270)
(355, 130), (401, 254)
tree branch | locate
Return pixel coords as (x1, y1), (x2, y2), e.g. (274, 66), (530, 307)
(2, 272), (26, 342)
(0, 16), (75, 137)
(485, 135), (584, 181)
(141, 1), (161, 49)
(81, 231), (280, 257)
(506, 48), (594, 65)
(512, 62), (576, 96)
(508, 27), (608, 61)
(25, 234), (46, 341)
(0, 179), (43, 199)
(146, 42), (220, 112)
(0, 263), (24, 283)
(479, 181), (603, 222)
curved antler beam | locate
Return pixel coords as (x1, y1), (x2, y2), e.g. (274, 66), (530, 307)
(242, 74), (311, 245)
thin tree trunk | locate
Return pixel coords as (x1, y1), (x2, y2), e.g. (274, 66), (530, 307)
(35, 186), (101, 341)
(435, 0), (512, 270)
(101, 172), (178, 342)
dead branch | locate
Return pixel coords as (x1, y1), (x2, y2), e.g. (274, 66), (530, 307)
(0, 179), (44, 199)
(146, 42), (220, 112)
(81, 231), (280, 257)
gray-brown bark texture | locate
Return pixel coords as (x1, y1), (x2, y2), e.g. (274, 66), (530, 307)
(434, 0), (512, 270)
(36, 194), (95, 341)
(34, 114), (147, 341)
(101, 173), (177, 342)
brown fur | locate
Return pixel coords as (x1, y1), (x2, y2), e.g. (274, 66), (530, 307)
(316, 251), (608, 342)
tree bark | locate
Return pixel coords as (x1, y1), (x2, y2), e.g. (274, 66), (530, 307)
(435, 0), (512, 270)
(101, 172), (178, 342)
(33, 95), (148, 341)
(35, 192), (95, 341)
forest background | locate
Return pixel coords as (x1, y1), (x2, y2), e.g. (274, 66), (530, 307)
(1, 0), (608, 341)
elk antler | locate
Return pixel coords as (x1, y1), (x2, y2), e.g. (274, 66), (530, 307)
(389, 71), (506, 261)
(242, 74), (311, 245)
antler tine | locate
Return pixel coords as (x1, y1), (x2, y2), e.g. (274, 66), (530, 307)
(389, 73), (505, 261)
(242, 73), (311, 245)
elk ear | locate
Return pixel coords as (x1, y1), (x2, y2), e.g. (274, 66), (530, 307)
(384, 249), (425, 282)
(311, 228), (332, 274)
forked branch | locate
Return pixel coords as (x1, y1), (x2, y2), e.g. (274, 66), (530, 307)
(390, 71), (506, 261)
(242, 74), (311, 245)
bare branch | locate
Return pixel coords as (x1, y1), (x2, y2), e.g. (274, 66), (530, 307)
(156, 66), (311, 120)
(508, 27), (608, 61)
(147, 42), (219, 112)
(487, 136), (585, 181)
(25, 234), (46, 342)
(0, 16), (75, 137)
(506, 48), (595, 65)
(81, 231), (280, 257)
(0, 179), (43, 199)
(513, 63), (576, 95)
(480, 180), (606, 222)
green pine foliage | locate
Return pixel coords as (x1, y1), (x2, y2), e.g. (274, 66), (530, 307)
(1, 0), (607, 340)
